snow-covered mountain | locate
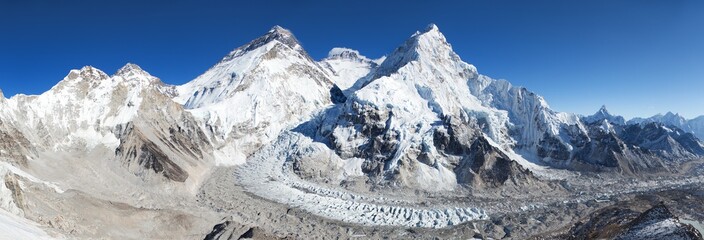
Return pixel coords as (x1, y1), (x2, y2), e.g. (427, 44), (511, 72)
(295, 24), (704, 190)
(0, 24), (703, 239)
(294, 24), (550, 191)
(319, 47), (384, 91)
(630, 112), (704, 139)
(0, 63), (216, 187)
(583, 105), (626, 125)
(0, 24), (700, 194)
(175, 26), (336, 165)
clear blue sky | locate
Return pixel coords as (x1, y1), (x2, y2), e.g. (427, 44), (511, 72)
(1, 0), (703, 119)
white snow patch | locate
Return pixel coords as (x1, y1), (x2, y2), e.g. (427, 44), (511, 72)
(0, 209), (56, 240)
(0, 162), (64, 194)
(341, 158), (365, 177)
(212, 144), (246, 166)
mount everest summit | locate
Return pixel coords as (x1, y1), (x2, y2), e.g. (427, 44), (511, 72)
(1, 24), (703, 239)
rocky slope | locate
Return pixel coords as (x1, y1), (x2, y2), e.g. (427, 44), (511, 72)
(631, 112), (704, 140)
(0, 24), (702, 239)
(565, 203), (702, 240)
(569, 107), (704, 173)
(294, 25), (704, 192)
(175, 26), (337, 166)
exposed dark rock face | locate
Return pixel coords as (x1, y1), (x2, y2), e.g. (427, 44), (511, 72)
(329, 85), (347, 104)
(454, 136), (535, 187)
(112, 85), (213, 182)
(565, 203), (703, 240)
(615, 204), (703, 240)
(432, 116), (477, 155)
(114, 123), (189, 182)
(621, 122), (704, 156)
(571, 123), (626, 168)
(629, 111), (704, 140)
(308, 104), (540, 189)
(537, 133), (571, 161)
(566, 207), (641, 239)
(204, 217), (284, 240)
(548, 120), (704, 173)
(322, 102), (400, 180)
(433, 116), (537, 187)
(4, 173), (26, 210)
(0, 120), (33, 166)
(221, 26), (311, 64)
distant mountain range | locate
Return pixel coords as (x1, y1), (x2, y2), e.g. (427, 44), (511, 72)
(629, 112), (704, 139)
(1, 23), (702, 190)
(0, 24), (702, 239)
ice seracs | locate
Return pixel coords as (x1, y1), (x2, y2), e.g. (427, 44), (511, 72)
(0, 24), (703, 239)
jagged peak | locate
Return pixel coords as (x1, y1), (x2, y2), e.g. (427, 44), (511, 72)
(598, 105), (609, 113)
(373, 23), (467, 78)
(426, 23), (439, 32)
(80, 65), (103, 73)
(637, 203), (675, 223)
(584, 105), (625, 125)
(325, 47), (371, 62)
(663, 111), (683, 119)
(115, 62), (151, 77)
(411, 23), (447, 45)
(412, 23), (441, 37)
(263, 25), (299, 48)
(51, 66), (110, 94)
(0, 88), (4, 99)
(69, 66), (109, 81)
(220, 25), (308, 63)
(327, 47), (359, 58)
(269, 25), (293, 36)
(647, 112), (687, 124)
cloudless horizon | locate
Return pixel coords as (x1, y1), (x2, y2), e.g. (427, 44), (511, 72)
(1, 0), (703, 119)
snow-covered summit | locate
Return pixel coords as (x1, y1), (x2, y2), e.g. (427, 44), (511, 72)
(325, 48), (369, 62)
(310, 24), (535, 190)
(67, 66), (110, 82)
(110, 63), (170, 93)
(629, 111), (704, 139)
(630, 112), (687, 126)
(324, 47), (384, 66)
(584, 105), (626, 125)
(373, 23), (474, 79)
(176, 25), (330, 108)
(653, 112), (687, 126)
(319, 48), (380, 90)
(216, 25), (308, 65)
(115, 63), (150, 77)
(174, 25), (334, 164)
(1, 24), (704, 239)
(424, 23), (440, 32)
